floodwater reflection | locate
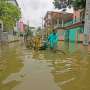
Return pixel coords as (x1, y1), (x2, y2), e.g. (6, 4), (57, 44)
(0, 43), (23, 90)
(0, 42), (90, 90)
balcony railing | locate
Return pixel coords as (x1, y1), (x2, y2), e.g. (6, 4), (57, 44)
(54, 18), (82, 29)
(54, 24), (62, 29)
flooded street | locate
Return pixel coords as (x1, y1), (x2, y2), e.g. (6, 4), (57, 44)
(0, 42), (90, 90)
(0, 0), (89, 90)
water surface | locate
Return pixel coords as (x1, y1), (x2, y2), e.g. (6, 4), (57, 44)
(0, 42), (90, 90)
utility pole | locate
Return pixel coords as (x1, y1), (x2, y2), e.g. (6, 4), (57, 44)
(83, 0), (90, 45)
(41, 16), (44, 40)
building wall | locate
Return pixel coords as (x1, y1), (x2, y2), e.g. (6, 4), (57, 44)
(8, 0), (20, 42)
(73, 10), (82, 24)
(44, 11), (73, 39)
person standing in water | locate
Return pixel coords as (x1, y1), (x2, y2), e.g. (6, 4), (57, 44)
(48, 29), (59, 50)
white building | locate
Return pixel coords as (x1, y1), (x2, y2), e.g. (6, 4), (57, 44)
(8, 0), (20, 42)
(0, 0), (20, 43)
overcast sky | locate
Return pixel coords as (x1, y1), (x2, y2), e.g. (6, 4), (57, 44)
(17, 0), (54, 27)
(17, 0), (73, 27)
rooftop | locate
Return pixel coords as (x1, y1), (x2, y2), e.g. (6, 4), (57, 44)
(44, 11), (73, 22)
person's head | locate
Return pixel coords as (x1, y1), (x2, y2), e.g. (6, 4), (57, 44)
(52, 29), (57, 34)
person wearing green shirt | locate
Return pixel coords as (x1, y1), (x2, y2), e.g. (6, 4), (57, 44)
(48, 29), (59, 50)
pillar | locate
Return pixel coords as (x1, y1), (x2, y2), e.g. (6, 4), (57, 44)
(83, 0), (90, 45)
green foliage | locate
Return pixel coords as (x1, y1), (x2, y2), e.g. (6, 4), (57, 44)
(53, 0), (62, 9)
(0, 0), (21, 31)
(53, 0), (86, 20)
(53, 0), (86, 10)
(72, 0), (86, 10)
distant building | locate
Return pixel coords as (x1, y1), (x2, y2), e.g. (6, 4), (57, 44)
(44, 11), (73, 28)
(19, 20), (24, 33)
(44, 11), (73, 40)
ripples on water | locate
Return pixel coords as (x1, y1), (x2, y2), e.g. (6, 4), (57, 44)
(0, 42), (90, 90)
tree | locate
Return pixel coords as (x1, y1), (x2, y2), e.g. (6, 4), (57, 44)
(72, 0), (86, 10)
(0, 0), (21, 31)
(53, 0), (68, 11)
(53, 0), (86, 10)
(53, 0), (86, 19)
(53, 0), (86, 12)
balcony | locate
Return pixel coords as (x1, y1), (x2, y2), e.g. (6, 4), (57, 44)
(54, 24), (63, 29)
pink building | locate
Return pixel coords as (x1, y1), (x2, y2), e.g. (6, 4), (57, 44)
(73, 10), (81, 21)
(18, 19), (25, 33)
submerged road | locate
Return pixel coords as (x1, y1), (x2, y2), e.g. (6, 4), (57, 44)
(0, 42), (90, 90)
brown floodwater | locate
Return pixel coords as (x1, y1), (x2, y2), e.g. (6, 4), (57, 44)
(0, 42), (90, 90)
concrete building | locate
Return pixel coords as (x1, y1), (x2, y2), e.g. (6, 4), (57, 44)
(44, 11), (73, 40)
(44, 10), (86, 44)
(0, 0), (21, 43)
(0, 20), (8, 43)
(44, 11), (73, 28)
(7, 0), (20, 42)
